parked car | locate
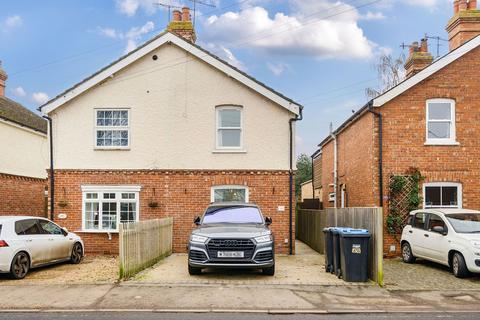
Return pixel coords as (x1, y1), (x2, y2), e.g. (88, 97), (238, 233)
(0, 216), (84, 279)
(401, 209), (480, 278)
(188, 202), (275, 276)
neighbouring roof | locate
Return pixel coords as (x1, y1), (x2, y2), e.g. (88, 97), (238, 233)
(318, 34), (480, 148)
(0, 96), (47, 134)
(40, 32), (302, 116)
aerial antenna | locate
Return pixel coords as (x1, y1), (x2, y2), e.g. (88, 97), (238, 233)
(155, 2), (183, 22)
(186, 0), (216, 27)
(424, 34), (448, 58)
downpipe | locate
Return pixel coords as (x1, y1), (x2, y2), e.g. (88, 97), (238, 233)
(43, 115), (55, 221)
(368, 102), (383, 207)
(289, 106), (303, 255)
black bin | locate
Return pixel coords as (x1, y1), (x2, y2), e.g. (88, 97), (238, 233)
(323, 228), (334, 273)
(331, 228), (352, 277)
(338, 229), (371, 282)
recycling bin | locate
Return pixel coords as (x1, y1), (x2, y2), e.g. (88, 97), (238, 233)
(323, 228), (334, 273)
(331, 227), (352, 277)
(338, 229), (371, 282)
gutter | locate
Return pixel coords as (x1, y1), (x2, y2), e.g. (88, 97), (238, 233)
(289, 106), (303, 255)
(42, 115), (55, 221)
(367, 102), (384, 207)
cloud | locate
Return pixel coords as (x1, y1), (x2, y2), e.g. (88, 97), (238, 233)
(202, 42), (246, 70)
(12, 86), (26, 98)
(115, 0), (183, 16)
(2, 15), (23, 32)
(404, 0), (441, 7)
(32, 92), (50, 105)
(97, 21), (155, 53)
(266, 62), (290, 76)
(360, 11), (386, 21)
(201, 1), (374, 60)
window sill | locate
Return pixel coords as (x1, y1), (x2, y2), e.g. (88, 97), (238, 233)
(424, 141), (460, 146)
(94, 147), (131, 151)
(75, 230), (119, 234)
(212, 149), (247, 154)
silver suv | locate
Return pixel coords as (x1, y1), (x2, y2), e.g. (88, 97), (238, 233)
(188, 203), (275, 276)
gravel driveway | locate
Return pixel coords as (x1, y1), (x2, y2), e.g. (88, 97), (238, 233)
(384, 257), (480, 290)
(0, 256), (118, 285)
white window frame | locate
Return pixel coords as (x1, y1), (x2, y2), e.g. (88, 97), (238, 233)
(211, 185), (249, 203)
(425, 99), (457, 145)
(215, 105), (244, 150)
(94, 108), (130, 150)
(423, 182), (462, 209)
(81, 185), (141, 232)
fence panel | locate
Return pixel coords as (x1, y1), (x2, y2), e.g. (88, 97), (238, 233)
(119, 217), (173, 279)
(297, 207), (383, 285)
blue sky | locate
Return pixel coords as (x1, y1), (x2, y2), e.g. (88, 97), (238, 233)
(0, 0), (454, 155)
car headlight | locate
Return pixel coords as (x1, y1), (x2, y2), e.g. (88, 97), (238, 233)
(254, 234), (273, 243)
(471, 240), (480, 249)
(190, 235), (208, 244)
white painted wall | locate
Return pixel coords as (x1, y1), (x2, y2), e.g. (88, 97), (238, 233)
(50, 43), (296, 170)
(0, 119), (48, 178)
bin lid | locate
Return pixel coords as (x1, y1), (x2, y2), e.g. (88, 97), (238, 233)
(338, 228), (371, 238)
(331, 227), (354, 234)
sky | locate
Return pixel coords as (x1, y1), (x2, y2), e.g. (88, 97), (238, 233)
(0, 0), (455, 156)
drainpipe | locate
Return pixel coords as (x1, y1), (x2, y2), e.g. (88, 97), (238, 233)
(329, 123), (338, 209)
(311, 149), (321, 200)
(43, 115), (55, 221)
(367, 101), (384, 207)
(289, 106), (303, 255)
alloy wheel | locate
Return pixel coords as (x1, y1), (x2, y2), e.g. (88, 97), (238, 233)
(71, 243), (83, 264)
(402, 245), (411, 261)
(453, 255), (459, 275)
(12, 253), (29, 278)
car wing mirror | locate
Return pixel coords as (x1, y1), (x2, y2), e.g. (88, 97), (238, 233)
(265, 217), (272, 226)
(432, 226), (447, 235)
(61, 227), (69, 236)
(194, 216), (201, 225)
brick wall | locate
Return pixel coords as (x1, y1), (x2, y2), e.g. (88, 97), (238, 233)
(318, 45), (480, 257)
(0, 173), (47, 217)
(52, 170), (294, 255)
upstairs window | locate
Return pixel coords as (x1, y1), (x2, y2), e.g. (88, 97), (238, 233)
(216, 106), (243, 149)
(423, 182), (462, 209)
(95, 109), (129, 149)
(426, 99), (456, 145)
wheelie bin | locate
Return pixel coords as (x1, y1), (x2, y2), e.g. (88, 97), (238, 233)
(323, 227), (334, 273)
(338, 229), (371, 282)
(331, 227), (352, 277)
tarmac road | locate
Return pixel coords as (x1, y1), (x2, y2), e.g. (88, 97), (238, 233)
(0, 313), (478, 320)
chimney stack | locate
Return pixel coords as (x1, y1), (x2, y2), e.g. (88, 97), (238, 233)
(167, 7), (196, 43)
(446, 0), (480, 51)
(404, 39), (434, 78)
(0, 61), (7, 97)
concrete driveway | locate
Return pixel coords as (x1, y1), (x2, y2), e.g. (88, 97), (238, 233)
(130, 241), (366, 286)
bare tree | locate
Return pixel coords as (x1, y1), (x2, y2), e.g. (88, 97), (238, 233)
(366, 53), (406, 99)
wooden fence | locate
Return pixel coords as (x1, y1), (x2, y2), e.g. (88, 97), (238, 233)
(297, 208), (384, 285)
(119, 218), (173, 279)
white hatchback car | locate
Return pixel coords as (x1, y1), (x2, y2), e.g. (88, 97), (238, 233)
(401, 209), (480, 278)
(0, 216), (84, 279)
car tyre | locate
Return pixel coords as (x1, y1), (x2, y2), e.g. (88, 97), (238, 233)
(452, 252), (470, 278)
(401, 242), (416, 264)
(188, 265), (202, 275)
(10, 252), (30, 280)
(263, 264), (275, 276)
(70, 242), (83, 264)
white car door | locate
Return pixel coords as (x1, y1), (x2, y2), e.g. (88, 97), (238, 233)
(38, 220), (72, 261)
(408, 212), (429, 257)
(15, 219), (51, 266)
(423, 213), (450, 264)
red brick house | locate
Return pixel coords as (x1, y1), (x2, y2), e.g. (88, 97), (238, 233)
(0, 62), (48, 217)
(314, 1), (480, 255)
(39, 8), (302, 255)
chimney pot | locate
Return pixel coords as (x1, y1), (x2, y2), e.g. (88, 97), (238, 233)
(468, 0), (478, 9)
(420, 38), (428, 53)
(0, 60), (7, 97)
(172, 10), (181, 22)
(454, 0), (460, 13)
(182, 7), (190, 22)
(405, 40), (433, 78)
(459, 0), (468, 11)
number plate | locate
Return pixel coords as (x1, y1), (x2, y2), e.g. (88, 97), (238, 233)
(352, 244), (361, 254)
(217, 251), (244, 258)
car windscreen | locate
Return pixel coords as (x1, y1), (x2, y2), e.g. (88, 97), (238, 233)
(446, 213), (480, 233)
(203, 206), (263, 224)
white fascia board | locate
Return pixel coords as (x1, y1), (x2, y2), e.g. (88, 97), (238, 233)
(41, 33), (300, 116)
(373, 36), (480, 107)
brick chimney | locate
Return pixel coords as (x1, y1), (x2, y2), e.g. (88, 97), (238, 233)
(0, 61), (7, 97)
(404, 39), (434, 78)
(167, 7), (196, 43)
(446, 0), (480, 51)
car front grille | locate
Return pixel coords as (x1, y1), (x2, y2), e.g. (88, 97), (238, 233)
(206, 238), (256, 261)
(189, 250), (208, 262)
(254, 250), (273, 262)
